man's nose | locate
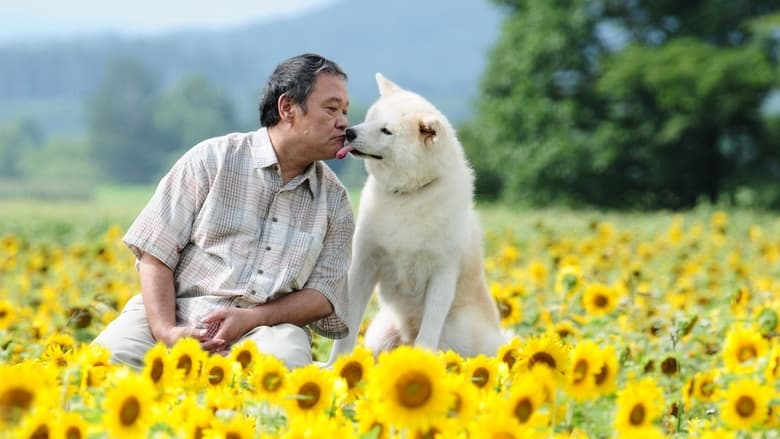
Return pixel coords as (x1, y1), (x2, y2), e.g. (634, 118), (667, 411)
(336, 113), (348, 130)
(345, 128), (356, 142)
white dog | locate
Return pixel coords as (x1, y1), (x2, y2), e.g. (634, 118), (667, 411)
(328, 74), (505, 364)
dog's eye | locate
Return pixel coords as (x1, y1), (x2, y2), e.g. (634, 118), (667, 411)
(381, 127), (392, 135)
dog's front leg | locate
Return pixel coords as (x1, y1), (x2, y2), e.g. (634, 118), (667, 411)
(415, 266), (458, 350)
(325, 248), (380, 366)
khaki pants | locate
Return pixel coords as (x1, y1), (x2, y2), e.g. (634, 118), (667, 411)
(92, 294), (312, 370)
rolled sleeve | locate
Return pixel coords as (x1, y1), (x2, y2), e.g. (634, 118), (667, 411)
(123, 148), (209, 271)
(305, 196), (354, 339)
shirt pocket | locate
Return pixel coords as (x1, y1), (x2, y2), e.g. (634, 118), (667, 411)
(291, 231), (324, 291)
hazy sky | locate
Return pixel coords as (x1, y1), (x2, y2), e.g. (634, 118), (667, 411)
(0, 0), (335, 42)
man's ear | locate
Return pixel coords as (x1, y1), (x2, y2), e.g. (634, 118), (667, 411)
(278, 94), (296, 123)
(419, 116), (440, 146)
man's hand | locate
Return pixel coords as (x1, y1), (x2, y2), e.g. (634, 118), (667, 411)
(155, 325), (209, 347)
(199, 307), (258, 352)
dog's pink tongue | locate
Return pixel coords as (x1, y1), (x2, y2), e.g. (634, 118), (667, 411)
(336, 145), (355, 160)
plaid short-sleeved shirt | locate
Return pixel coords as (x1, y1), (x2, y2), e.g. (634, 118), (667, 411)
(122, 128), (354, 339)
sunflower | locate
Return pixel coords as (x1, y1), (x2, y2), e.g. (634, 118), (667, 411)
(173, 398), (215, 439)
(56, 411), (89, 439)
(552, 320), (579, 341)
(502, 372), (546, 428)
(468, 412), (526, 439)
(251, 353), (289, 405)
(614, 378), (665, 434)
(332, 345), (374, 402)
(0, 299), (16, 330)
(142, 343), (173, 390)
(720, 378), (772, 430)
(513, 332), (569, 381)
(366, 345), (450, 431)
(200, 353), (238, 390)
(229, 339), (260, 375)
(565, 340), (602, 402)
(102, 373), (156, 438)
(281, 364), (335, 419)
(440, 350), (464, 374)
(593, 344), (619, 396)
(170, 337), (206, 384)
(354, 398), (391, 439)
(527, 260), (549, 290)
(690, 370), (719, 404)
(14, 409), (54, 439)
(493, 289), (523, 327)
(442, 373), (479, 423)
(203, 414), (255, 439)
(722, 324), (768, 373)
(461, 354), (501, 395)
(279, 415), (350, 439)
(582, 283), (618, 317)
(555, 264), (583, 296)
(0, 363), (54, 427)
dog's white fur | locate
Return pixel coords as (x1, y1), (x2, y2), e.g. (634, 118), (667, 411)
(327, 74), (504, 364)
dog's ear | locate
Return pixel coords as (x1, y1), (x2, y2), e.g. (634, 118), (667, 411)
(418, 116), (440, 146)
(376, 73), (403, 96)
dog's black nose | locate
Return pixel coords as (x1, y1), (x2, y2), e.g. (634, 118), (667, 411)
(345, 128), (356, 142)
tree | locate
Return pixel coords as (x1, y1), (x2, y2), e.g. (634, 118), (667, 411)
(469, 0), (780, 208)
(86, 58), (164, 183)
(153, 76), (239, 166)
(0, 119), (43, 178)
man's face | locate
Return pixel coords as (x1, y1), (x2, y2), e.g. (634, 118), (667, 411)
(295, 73), (349, 160)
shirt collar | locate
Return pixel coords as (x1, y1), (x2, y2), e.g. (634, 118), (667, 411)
(251, 127), (319, 197)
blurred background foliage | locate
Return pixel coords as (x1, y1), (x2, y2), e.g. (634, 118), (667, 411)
(462, 0), (780, 209)
(0, 0), (779, 210)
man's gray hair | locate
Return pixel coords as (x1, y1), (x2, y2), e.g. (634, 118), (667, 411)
(258, 53), (347, 127)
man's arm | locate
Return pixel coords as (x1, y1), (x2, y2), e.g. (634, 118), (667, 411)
(139, 252), (206, 346)
(199, 288), (333, 351)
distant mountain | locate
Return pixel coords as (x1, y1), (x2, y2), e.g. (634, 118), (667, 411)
(0, 0), (504, 136)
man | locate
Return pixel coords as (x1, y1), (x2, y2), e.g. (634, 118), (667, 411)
(93, 53), (354, 369)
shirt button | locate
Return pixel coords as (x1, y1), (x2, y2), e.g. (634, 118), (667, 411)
(271, 217), (278, 222)
(257, 269), (263, 274)
(250, 289), (256, 295)
(265, 246), (271, 251)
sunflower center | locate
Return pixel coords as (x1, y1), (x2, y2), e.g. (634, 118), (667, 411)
(236, 351), (252, 369)
(572, 359), (588, 384)
(150, 358), (164, 383)
(660, 357), (679, 375)
(0, 310), (6, 318)
(529, 352), (556, 369)
(65, 426), (83, 439)
(629, 403), (646, 426)
(297, 382), (321, 409)
(594, 364), (609, 385)
(30, 424), (48, 439)
(0, 387), (34, 411)
(498, 300), (511, 318)
(492, 433), (517, 439)
(119, 396), (141, 426)
(737, 345), (757, 363)
(226, 433), (241, 439)
(340, 361), (363, 389)
(514, 397), (534, 423)
(208, 366), (225, 385)
(736, 395), (755, 417)
(450, 394), (463, 415)
(699, 381), (715, 398)
(395, 370), (432, 409)
(177, 355), (193, 375)
(262, 372), (282, 392)
(593, 294), (608, 308)
(501, 350), (517, 369)
(472, 367), (490, 388)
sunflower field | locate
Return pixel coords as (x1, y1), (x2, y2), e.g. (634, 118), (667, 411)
(1, 204), (779, 438)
